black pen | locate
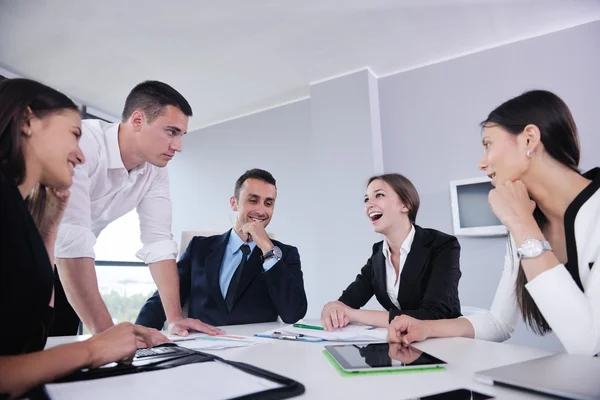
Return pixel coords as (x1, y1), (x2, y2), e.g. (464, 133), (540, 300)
(273, 331), (304, 340)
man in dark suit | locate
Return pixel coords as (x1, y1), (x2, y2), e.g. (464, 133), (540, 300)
(136, 169), (308, 331)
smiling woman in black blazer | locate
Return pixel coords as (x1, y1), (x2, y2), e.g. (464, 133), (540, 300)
(321, 173), (462, 330)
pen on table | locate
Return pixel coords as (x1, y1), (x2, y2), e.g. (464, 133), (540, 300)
(172, 337), (199, 342)
(292, 323), (325, 331)
(273, 331), (304, 340)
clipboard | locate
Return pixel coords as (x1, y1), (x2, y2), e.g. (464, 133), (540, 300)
(255, 330), (324, 342)
(40, 346), (305, 400)
(255, 325), (386, 342)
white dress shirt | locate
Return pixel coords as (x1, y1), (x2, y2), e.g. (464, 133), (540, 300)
(382, 225), (416, 308)
(465, 174), (600, 355)
(56, 119), (178, 264)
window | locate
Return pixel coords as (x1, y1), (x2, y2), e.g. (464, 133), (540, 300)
(95, 210), (144, 263)
(95, 266), (156, 326)
(93, 210), (157, 329)
(81, 105), (112, 123)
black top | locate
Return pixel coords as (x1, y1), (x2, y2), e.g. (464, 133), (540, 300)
(564, 167), (600, 289)
(338, 225), (462, 322)
(0, 175), (54, 356)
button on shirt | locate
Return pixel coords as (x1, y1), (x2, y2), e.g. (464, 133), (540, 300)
(382, 225), (416, 309)
(55, 119), (178, 263)
(219, 230), (278, 298)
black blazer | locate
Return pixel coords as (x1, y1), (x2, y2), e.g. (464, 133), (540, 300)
(136, 231), (308, 328)
(338, 225), (462, 322)
(0, 175), (55, 356)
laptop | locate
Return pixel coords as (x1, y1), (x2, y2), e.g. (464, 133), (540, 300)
(474, 354), (600, 400)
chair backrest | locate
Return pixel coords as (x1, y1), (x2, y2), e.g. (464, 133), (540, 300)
(178, 231), (222, 321)
(179, 231), (221, 256)
(461, 306), (487, 316)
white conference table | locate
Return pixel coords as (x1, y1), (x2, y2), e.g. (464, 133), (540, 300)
(46, 320), (555, 399)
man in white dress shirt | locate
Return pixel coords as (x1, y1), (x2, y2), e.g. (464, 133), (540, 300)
(53, 81), (221, 338)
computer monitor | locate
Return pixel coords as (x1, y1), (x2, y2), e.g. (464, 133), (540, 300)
(449, 176), (507, 237)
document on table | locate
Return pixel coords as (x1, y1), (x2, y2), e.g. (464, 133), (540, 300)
(257, 323), (388, 342)
(45, 361), (283, 400)
(165, 332), (270, 350)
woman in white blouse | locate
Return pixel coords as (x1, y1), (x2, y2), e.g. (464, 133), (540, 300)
(387, 90), (600, 356)
(321, 174), (462, 330)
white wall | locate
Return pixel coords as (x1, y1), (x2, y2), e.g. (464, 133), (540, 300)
(309, 69), (385, 311)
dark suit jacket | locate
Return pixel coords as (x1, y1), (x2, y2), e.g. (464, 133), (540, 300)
(136, 231), (308, 328)
(338, 225), (462, 322)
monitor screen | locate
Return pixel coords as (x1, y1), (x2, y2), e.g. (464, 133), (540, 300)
(456, 181), (501, 228)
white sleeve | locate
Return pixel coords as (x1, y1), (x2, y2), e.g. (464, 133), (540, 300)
(526, 223), (600, 355)
(55, 132), (98, 260)
(135, 169), (178, 264)
(464, 240), (521, 342)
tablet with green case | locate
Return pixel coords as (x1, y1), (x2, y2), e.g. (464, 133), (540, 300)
(324, 343), (446, 376)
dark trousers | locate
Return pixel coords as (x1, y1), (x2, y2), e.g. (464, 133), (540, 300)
(49, 267), (81, 336)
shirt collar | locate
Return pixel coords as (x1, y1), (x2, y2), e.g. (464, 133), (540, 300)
(382, 224), (416, 259)
(227, 229), (257, 254)
(105, 122), (148, 175)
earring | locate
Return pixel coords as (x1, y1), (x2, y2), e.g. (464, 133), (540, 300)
(526, 150), (535, 158)
(25, 128), (32, 137)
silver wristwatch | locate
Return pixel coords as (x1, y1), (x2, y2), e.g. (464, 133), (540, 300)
(262, 246), (282, 262)
(517, 238), (552, 260)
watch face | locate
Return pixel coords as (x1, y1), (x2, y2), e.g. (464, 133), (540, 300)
(521, 239), (543, 257)
(273, 246), (283, 259)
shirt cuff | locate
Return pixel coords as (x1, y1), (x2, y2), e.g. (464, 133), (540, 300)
(262, 258), (278, 271)
(525, 263), (572, 320)
(461, 313), (512, 342)
(525, 263), (566, 298)
(136, 239), (178, 264)
(55, 224), (97, 259)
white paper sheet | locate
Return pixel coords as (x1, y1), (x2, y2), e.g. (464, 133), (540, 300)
(165, 331), (211, 341)
(282, 326), (387, 341)
(45, 361), (283, 400)
(174, 335), (270, 350)
(164, 332), (269, 350)
(257, 323), (388, 342)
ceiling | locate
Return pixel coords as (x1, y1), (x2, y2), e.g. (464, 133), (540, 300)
(1, 0), (599, 130)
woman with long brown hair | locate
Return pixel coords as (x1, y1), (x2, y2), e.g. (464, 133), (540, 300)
(387, 90), (600, 356)
(0, 78), (164, 398)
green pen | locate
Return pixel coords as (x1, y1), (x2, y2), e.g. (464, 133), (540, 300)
(293, 323), (325, 331)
